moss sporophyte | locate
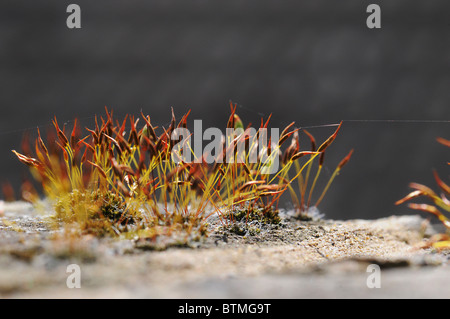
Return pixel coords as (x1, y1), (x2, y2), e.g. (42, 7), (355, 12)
(12, 103), (353, 240)
(396, 137), (450, 250)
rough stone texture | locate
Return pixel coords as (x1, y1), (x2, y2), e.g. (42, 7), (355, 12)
(0, 201), (448, 298)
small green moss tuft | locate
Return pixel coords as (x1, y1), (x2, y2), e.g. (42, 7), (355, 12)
(227, 205), (281, 225)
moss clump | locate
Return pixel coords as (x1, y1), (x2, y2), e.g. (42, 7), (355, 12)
(222, 204), (280, 236)
(13, 105), (350, 245)
(97, 192), (135, 226)
(227, 205), (281, 225)
(54, 190), (137, 236)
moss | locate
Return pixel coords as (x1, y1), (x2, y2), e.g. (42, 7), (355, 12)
(13, 107), (349, 246)
(248, 226), (261, 236)
(229, 224), (247, 236)
(227, 205), (281, 225)
(54, 190), (137, 236)
(97, 192), (135, 225)
(221, 204), (281, 236)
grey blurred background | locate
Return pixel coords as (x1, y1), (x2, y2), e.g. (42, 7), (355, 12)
(0, 0), (449, 219)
